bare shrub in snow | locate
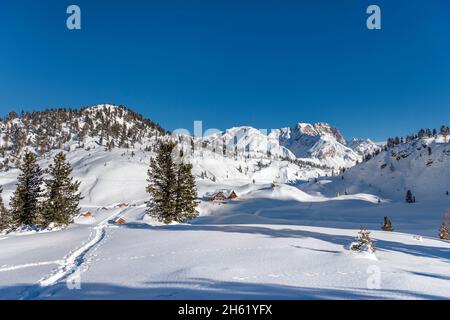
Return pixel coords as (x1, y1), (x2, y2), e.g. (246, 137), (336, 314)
(351, 227), (375, 253)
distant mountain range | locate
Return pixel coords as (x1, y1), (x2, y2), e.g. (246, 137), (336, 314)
(0, 103), (448, 205)
(0, 104), (379, 171)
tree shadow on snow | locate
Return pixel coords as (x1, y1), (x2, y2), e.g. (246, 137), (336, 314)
(2, 278), (447, 300)
(153, 224), (450, 263)
(117, 222), (154, 230)
(196, 197), (385, 229)
(375, 239), (450, 263)
(155, 224), (354, 247)
(407, 271), (450, 281)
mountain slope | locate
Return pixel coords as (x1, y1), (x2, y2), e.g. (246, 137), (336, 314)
(302, 136), (450, 201)
(346, 138), (381, 157)
(0, 104), (165, 170)
(270, 123), (362, 168)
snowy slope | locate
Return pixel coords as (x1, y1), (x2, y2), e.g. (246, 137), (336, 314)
(347, 138), (381, 157)
(1, 105), (449, 300)
(0, 104), (379, 180)
(1, 182), (449, 300)
(199, 126), (296, 160)
(301, 137), (450, 202)
(0, 144), (328, 208)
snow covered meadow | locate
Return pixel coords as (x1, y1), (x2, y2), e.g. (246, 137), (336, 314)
(1, 150), (449, 299)
(0, 106), (449, 300)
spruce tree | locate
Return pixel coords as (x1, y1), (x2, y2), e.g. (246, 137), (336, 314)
(146, 141), (199, 224)
(405, 190), (414, 203)
(42, 152), (82, 227)
(381, 216), (394, 231)
(10, 152), (43, 226)
(174, 163), (199, 222)
(0, 186), (11, 232)
(146, 141), (178, 224)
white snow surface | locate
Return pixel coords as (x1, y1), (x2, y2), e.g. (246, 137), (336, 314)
(0, 105), (449, 300)
(1, 147), (449, 299)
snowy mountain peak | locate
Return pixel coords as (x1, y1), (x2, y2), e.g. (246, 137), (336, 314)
(295, 122), (346, 145)
(200, 126), (296, 160)
(0, 104), (378, 173)
(269, 122), (360, 168)
(0, 104), (166, 170)
(346, 138), (381, 157)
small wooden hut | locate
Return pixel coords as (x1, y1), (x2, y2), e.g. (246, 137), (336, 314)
(115, 217), (126, 225)
(228, 191), (238, 200)
(82, 211), (92, 217)
(117, 203), (129, 208)
(208, 192), (228, 201)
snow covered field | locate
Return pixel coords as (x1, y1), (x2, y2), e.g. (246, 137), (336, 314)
(0, 106), (449, 300)
(1, 180), (449, 300)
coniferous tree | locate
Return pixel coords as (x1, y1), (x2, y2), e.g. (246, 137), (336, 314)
(10, 152), (43, 226)
(146, 141), (199, 224)
(382, 216), (394, 231)
(146, 141), (178, 224)
(42, 152), (82, 226)
(0, 186), (11, 232)
(441, 125), (449, 142)
(174, 163), (199, 222)
(405, 190), (414, 204)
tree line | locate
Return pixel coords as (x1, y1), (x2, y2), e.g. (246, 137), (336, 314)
(0, 105), (166, 170)
(0, 152), (82, 232)
(0, 140), (201, 233)
(386, 125), (449, 149)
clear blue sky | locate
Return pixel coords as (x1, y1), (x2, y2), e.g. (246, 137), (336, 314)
(1, 0), (449, 141)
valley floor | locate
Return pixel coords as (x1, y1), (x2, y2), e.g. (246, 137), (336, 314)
(1, 183), (449, 300)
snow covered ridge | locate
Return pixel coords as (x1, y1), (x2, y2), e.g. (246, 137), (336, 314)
(304, 136), (450, 201)
(346, 138), (381, 157)
(0, 104), (165, 170)
(269, 123), (380, 168)
(0, 104), (378, 172)
(197, 122), (378, 169)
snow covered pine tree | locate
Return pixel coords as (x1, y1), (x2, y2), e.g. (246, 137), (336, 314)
(9, 152), (44, 227)
(146, 141), (198, 224)
(405, 190), (414, 203)
(42, 152), (83, 227)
